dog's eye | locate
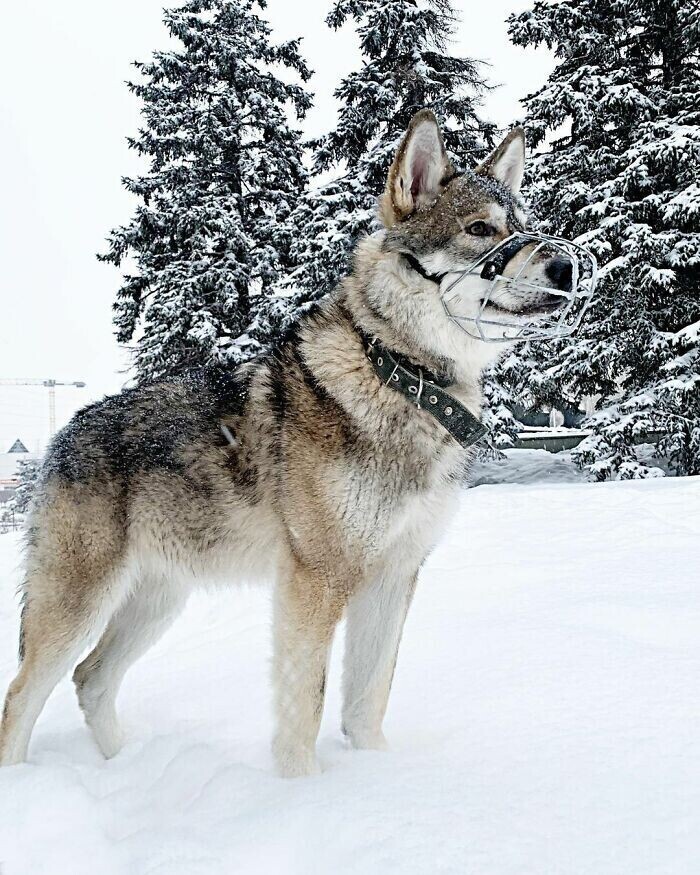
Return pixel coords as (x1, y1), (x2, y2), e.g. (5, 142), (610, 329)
(467, 221), (492, 236)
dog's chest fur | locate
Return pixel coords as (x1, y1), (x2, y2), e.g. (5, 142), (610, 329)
(218, 251), (485, 579)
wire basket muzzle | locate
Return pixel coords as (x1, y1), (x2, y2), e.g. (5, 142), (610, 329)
(441, 231), (598, 342)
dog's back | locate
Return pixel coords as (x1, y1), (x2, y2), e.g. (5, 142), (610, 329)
(26, 364), (258, 586)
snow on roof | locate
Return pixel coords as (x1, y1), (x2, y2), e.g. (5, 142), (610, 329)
(0, 442), (39, 482)
(7, 439), (29, 453)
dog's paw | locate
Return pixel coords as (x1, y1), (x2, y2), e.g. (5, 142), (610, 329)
(0, 739), (28, 768)
(92, 717), (125, 759)
(272, 740), (321, 778)
(344, 727), (389, 751)
(75, 682), (124, 759)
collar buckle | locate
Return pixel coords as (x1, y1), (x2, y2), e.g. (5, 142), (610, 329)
(415, 368), (424, 408)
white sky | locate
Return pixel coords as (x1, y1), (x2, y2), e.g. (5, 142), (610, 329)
(0, 0), (552, 454)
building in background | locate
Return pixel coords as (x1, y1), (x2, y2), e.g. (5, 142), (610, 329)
(0, 438), (38, 503)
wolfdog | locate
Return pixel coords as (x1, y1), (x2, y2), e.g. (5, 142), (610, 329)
(0, 111), (573, 777)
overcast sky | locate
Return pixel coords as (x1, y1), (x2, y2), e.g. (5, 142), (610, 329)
(0, 0), (552, 454)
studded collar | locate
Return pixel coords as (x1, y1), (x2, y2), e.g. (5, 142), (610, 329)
(348, 317), (487, 451)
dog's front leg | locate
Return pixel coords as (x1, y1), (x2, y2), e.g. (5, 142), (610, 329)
(341, 565), (419, 751)
(272, 561), (344, 778)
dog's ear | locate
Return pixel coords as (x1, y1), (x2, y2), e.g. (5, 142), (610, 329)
(476, 128), (525, 195)
(380, 109), (454, 226)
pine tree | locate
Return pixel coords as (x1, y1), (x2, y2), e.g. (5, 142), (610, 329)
(267, 0), (495, 325)
(100, 0), (312, 381)
(499, 0), (700, 478)
(10, 458), (41, 516)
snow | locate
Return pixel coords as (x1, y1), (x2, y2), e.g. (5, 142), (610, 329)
(517, 426), (591, 439)
(1, 465), (699, 873)
(470, 447), (586, 485)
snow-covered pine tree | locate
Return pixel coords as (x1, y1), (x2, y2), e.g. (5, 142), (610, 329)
(500, 0), (700, 478)
(9, 458), (41, 516)
(100, 0), (312, 381)
(270, 0), (495, 315)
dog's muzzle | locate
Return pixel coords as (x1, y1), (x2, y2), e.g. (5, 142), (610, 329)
(441, 231), (598, 342)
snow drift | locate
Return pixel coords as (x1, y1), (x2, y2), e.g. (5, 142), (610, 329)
(0, 464), (698, 874)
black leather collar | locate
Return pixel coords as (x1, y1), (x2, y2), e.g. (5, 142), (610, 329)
(349, 319), (487, 451)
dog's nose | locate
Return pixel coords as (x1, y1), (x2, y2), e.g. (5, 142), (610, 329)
(545, 257), (573, 292)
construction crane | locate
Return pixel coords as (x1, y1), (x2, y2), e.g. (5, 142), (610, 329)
(0, 378), (87, 436)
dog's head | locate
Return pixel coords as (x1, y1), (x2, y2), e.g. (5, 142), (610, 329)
(380, 110), (572, 323)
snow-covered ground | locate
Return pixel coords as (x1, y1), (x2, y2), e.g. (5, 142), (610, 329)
(1, 457), (699, 874)
(469, 446), (587, 486)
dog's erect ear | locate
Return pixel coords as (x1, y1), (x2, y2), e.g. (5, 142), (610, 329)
(380, 109), (453, 226)
(476, 128), (526, 195)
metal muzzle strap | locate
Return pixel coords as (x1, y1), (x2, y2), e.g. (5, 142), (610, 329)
(479, 236), (530, 281)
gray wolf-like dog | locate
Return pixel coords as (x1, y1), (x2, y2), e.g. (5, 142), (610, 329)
(0, 111), (572, 777)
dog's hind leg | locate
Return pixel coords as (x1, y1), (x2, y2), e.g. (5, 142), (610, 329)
(0, 566), (129, 767)
(73, 580), (187, 758)
(272, 560), (346, 778)
(341, 564), (419, 751)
